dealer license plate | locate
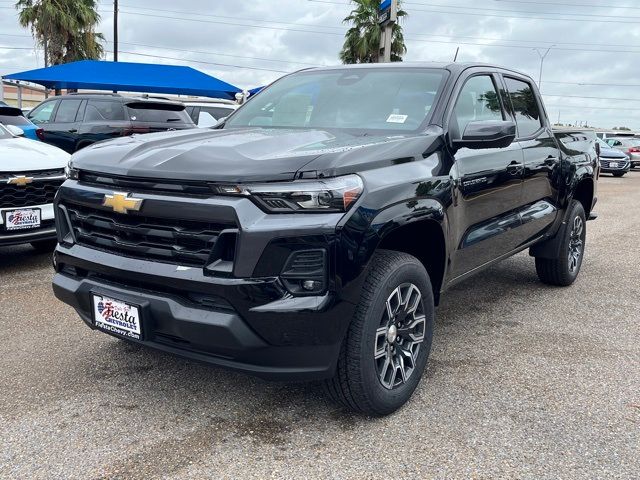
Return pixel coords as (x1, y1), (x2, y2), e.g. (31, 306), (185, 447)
(4, 208), (41, 231)
(92, 294), (142, 340)
(609, 162), (619, 168)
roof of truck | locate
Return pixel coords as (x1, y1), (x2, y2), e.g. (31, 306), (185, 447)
(297, 62), (534, 81)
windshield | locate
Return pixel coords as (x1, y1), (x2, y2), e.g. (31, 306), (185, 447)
(226, 68), (448, 133)
(0, 124), (13, 140)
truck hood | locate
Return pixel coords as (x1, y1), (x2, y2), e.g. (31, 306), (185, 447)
(0, 136), (69, 171)
(70, 127), (441, 183)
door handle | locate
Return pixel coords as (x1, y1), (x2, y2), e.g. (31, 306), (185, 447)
(67, 129), (78, 133)
(506, 161), (524, 175)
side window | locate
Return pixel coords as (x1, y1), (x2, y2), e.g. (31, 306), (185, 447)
(197, 110), (218, 127)
(29, 101), (58, 124)
(84, 100), (126, 122)
(452, 75), (504, 138)
(201, 106), (235, 120)
(504, 77), (543, 138)
(54, 99), (82, 123)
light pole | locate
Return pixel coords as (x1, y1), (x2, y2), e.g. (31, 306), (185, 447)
(534, 45), (555, 91)
(114, 0), (119, 62)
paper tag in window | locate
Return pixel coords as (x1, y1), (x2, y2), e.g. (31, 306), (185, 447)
(386, 114), (408, 124)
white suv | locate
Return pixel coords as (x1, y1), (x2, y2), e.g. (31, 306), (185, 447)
(184, 100), (239, 127)
(0, 124), (69, 251)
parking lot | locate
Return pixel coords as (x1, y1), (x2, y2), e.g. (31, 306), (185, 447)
(0, 172), (638, 479)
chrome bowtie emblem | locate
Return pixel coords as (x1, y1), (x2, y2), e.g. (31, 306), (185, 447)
(102, 192), (143, 214)
(7, 175), (33, 187)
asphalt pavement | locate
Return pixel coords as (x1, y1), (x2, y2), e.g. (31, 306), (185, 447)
(1, 172), (638, 479)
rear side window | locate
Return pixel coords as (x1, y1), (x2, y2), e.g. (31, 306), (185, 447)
(125, 103), (192, 124)
(504, 77), (543, 138)
(29, 101), (58, 124)
(54, 99), (83, 123)
(84, 100), (126, 121)
(452, 75), (504, 138)
(185, 106), (198, 122)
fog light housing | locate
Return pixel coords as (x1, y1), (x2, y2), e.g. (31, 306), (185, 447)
(281, 249), (327, 295)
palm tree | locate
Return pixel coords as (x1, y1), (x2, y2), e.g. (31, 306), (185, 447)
(16, 0), (104, 67)
(340, 0), (407, 64)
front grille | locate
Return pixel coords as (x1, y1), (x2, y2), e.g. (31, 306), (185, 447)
(0, 170), (65, 208)
(78, 171), (213, 197)
(65, 203), (235, 267)
(600, 159), (626, 169)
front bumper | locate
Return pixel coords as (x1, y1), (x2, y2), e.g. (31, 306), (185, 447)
(0, 203), (56, 246)
(52, 181), (360, 381)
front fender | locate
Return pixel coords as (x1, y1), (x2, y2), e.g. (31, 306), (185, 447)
(337, 197), (448, 305)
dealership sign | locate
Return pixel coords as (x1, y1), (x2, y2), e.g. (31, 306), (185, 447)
(379, 0), (393, 25)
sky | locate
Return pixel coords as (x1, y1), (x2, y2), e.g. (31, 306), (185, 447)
(2, 0), (640, 129)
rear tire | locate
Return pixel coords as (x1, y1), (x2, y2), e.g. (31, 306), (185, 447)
(535, 200), (586, 286)
(30, 239), (57, 253)
(324, 250), (435, 416)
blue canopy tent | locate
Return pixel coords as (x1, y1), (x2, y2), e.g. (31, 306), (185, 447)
(3, 60), (242, 100)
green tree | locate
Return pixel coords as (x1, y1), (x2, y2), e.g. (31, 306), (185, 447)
(16, 0), (104, 67)
(340, 0), (407, 64)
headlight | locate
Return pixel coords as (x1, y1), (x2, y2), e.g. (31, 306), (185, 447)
(64, 161), (79, 180)
(216, 174), (364, 213)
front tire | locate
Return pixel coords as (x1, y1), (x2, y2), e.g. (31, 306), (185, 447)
(535, 200), (586, 286)
(324, 250), (435, 416)
(30, 239), (57, 253)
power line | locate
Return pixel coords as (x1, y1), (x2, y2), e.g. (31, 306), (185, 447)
(110, 41), (321, 67)
(111, 8), (640, 55)
(492, 0), (640, 9)
(545, 104), (640, 111)
(115, 50), (290, 73)
(308, 0), (640, 24)
(545, 80), (640, 88)
(403, 1), (640, 21)
(112, 4), (640, 51)
(543, 94), (640, 102)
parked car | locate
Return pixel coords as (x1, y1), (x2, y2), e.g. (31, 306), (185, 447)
(52, 63), (597, 415)
(0, 105), (42, 141)
(184, 100), (239, 127)
(597, 138), (630, 177)
(605, 137), (640, 168)
(0, 123), (69, 251)
(27, 93), (196, 153)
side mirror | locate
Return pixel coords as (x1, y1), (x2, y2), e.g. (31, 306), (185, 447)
(5, 125), (25, 137)
(595, 142), (601, 157)
(453, 120), (516, 150)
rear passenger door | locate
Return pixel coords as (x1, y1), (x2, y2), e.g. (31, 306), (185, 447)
(501, 75), (561, 241)
(448, 72), (525, 278)
(78, 99), (129, 147)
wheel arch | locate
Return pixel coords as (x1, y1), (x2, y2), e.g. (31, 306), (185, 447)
(572, 176), (595, 217)
(350, 198), (448, 305)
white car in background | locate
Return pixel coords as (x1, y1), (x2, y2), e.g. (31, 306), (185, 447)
(183, 100), (239, 127)
(0, 124), (69, 251)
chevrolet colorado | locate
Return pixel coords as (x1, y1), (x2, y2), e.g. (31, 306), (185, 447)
(52, 63), (598, 415)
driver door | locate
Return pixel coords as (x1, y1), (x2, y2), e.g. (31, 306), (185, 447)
(448, 72), (525, 279)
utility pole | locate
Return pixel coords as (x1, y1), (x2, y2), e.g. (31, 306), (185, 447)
(378, 0), (398, 63)
(113, 0), (119, 62)
(534, 45), (554, 91)
(43, 34), (49, 98)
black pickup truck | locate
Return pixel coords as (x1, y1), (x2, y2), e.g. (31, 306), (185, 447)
(52, 63), (598, 415)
